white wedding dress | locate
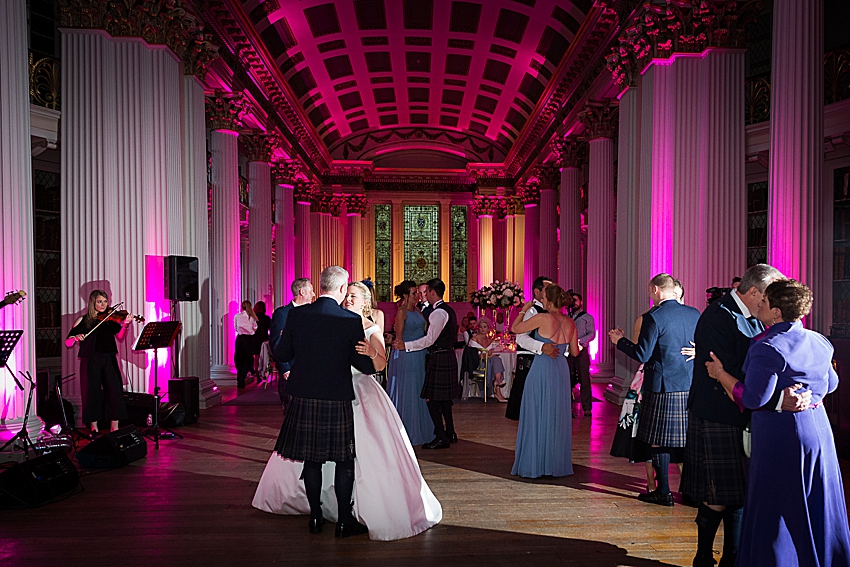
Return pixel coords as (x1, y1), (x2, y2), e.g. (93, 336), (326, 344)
(252, 326), (442, 541)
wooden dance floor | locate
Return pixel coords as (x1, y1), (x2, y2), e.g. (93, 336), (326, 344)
(2, 383), (847, 566)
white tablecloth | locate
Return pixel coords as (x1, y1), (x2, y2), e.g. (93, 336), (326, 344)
(457, 349), (517, 399)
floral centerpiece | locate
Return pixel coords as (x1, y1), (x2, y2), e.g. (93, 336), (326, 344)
(470, 281), (524, 350)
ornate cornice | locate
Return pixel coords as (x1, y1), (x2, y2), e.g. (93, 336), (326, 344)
(241, 129), (280, 163)
(552, 138), (588, 169)
(607, 0), (765, 86)
(205, 90), (247, 131)
(321, 164), (371, 187)
(346, 194), (369, 216)
(579, 100), (619, 140)
(517, 184), (541, 207)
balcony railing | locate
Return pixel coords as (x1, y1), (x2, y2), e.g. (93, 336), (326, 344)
(29, 52), (60, 111)
(745, 48), (850, 126)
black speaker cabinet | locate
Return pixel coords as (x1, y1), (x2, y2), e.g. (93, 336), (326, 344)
(0, 450), (79, 507)
(76, 425), (147, 469)
(165, 255), (199, 301)
(168, 377), (199, 425)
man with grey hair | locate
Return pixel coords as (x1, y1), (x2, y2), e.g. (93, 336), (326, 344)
(682, 264), (811, 567)
(269, 277), (316, 408)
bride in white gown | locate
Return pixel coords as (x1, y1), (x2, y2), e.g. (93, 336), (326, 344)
(253, 281), (442, 541)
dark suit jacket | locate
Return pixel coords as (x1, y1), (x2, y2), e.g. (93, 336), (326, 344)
(275, 296), (376, 401)
(688, 291), (765, 427)
(269, 302), (294, 373)
(617, 299), (700, 393)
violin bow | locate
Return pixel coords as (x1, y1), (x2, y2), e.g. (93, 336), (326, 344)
(82, 301), (124, 340)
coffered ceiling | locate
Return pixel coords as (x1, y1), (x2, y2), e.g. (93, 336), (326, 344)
(226, 0), (601, 172)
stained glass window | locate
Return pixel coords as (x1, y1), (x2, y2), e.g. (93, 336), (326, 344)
(374, 204), (392, 302)
(404, 205), (440, 287)
(747, 181), (768, 267)
(834, 166), (850, 325)
(450, 205), (468, 302)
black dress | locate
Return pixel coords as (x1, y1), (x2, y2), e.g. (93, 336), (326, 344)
(252, 313), (271, 356)
(67, 317), (128, 424)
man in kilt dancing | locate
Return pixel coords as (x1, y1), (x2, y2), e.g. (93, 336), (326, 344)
(681, 264), (811, 567)
(394, 278), (459, 450)
(609, 273), (701, 507)
(273, 266), (376, 538)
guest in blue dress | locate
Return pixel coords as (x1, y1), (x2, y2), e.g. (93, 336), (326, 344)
(387, 280), (433, 446)
(707, 279), (850, 567)
(510, 284), (579, 478)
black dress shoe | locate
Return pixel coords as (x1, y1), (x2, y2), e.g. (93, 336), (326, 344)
(335, 519), (368, 538)
(448, 432), (458, 443)
(638, 489), (674, 506)
(692, 551), (717, 567)
(308, 517), (326, 534)
(422, 439), (450, 450)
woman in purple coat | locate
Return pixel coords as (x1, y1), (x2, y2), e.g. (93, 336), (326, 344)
(707, 279), (850, 567)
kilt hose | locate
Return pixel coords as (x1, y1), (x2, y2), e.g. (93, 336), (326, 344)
(421, 349), (460, 401)
(274, 396), (355, 463)
(680, 411), (747, 506)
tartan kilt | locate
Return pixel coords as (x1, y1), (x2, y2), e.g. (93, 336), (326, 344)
(421, 350), (460, 401)
(273, 396), (355, 463)
(680, 412), (747, 506)
(636, 391), (689, 447)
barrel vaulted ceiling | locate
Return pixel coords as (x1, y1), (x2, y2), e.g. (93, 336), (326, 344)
(203, 0), (622, 178)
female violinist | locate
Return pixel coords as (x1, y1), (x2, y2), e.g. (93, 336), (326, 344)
(65, 290), (134, 438)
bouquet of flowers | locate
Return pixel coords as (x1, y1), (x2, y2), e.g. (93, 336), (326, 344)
(469, 281), (524, 310)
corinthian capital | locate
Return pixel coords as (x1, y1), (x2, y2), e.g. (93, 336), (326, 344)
(346, 194), (369, 216)
(273, 160), (302, 185)
(517, 184), (540, 207)
(552, 138), (587, 169)
(470, 196), (503, 218)
(579, 101), (619, 140)
(182, 27), (218, 80)
(206, 90), (247, 132)
(293, 181), (316, 204)
(533, 165), (560, 189)
(241, 130), (280, 163)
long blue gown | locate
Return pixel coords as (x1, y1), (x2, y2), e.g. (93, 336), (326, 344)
(736, 321), (850, 567)
(512, 332), (573, 478)
(387, 309), (433, 446)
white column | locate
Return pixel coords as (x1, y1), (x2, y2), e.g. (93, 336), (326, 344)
(294, 183), (313, 280)
(505, 207), (516, 284)
(247, 160), (274, 306)
(274, 182), (295, 305)
(346, 195), (367, 282)
(521, 187), (540, 297)
(768, 0), (826, 329)
(538, 176), (559, 280)
(180, 74), (215, 405)
(0, 0), (41, 440)
(208, 128), (242, 382)
(493, 213), (507, 282)
(559, 162), (582, 291)
(478, 215), (494, 287)
(587, 137), (616, 376)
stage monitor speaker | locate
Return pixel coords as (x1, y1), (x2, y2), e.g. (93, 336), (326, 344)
(0, 450), (79, 507)
(168, 377), (199, 425)
(76, 425), (147, 469)
(165, 255), (198, 301)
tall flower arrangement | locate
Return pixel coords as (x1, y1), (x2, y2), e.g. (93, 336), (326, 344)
(469, 281), (524, 310)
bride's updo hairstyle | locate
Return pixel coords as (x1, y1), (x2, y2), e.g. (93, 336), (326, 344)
(349, 281), (373, 318)
(764, 279), (812, 322)
(544, 284), (572, 311)
(394, 280), (417, 301)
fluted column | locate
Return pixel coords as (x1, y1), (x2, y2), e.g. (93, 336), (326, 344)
(519, 185), (540, 297)
(207, 91), (246, 382)
(179, 75), (211, 382)
(493, 206), (508, 283)
(613, 87), (642, 384)
(347, 195), (368, 281)
(309, 194), (324, 286)
(330, 196), (345, 269)
(505, 199), (517, 284)
(243, 131), (278, 306)
(554, 139), (585, 291)
(294, 182), (314, 280)
(581, 102), (618, 376)
(768, 0), (826, 329)
(0, 0), (40, 439)
(273, 164), (297, 306)
(536, 167), (559, 281)
(473, 197), (500, 287)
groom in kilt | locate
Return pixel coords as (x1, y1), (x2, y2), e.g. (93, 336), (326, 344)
(273, 266), (376, 538)
(394, 278), (459, 450)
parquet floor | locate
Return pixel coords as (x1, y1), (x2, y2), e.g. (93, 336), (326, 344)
(1, 384), (846, 567)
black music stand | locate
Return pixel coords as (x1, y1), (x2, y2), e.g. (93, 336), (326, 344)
(0, 330), (23, 369)
(133, 321), (182, 449)
(0, 330), (37, 456)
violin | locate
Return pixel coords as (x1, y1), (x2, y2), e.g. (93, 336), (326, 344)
(95, 309), (145, 324)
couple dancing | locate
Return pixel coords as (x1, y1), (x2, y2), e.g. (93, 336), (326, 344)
(252, 266), (442, 541)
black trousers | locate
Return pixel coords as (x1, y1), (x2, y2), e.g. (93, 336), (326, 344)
(569, 347), (592, 411)
(80, 352), (127, 425)
(234, 335), (254, 386)
(427, 400), (455, 443)
(276, 362), (291, 411)
(505, 354), (534, 421)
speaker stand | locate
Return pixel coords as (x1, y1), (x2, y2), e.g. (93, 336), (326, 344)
(139, 348), (183, 450)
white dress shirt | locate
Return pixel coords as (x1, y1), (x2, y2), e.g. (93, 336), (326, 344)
(405, 300), (448, 352)
(515, 300), (545, 355)
(234, 311), (257, 335)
